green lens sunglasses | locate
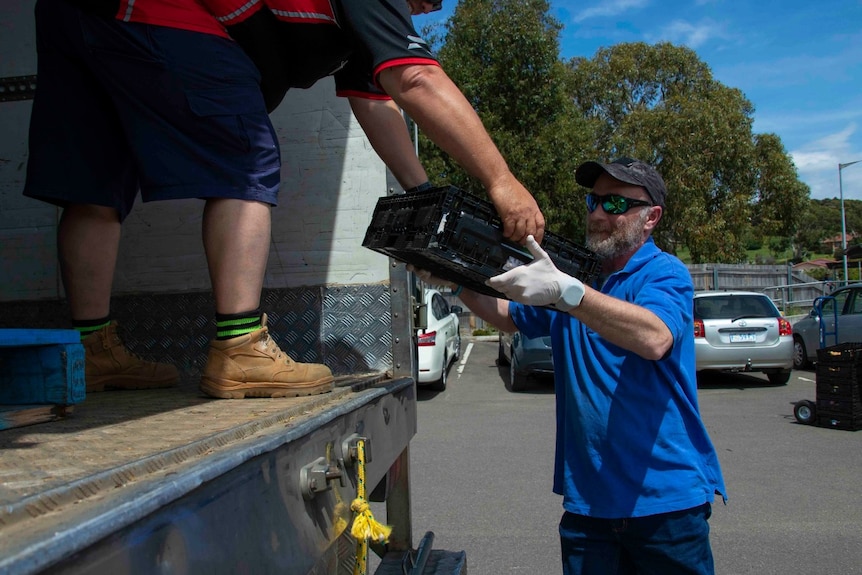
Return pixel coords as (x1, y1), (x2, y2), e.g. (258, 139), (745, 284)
(586, 193), (653, 215)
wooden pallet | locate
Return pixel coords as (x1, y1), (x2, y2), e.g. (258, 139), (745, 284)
(0, 404), (76, 430)
(0, 329), (85, 430)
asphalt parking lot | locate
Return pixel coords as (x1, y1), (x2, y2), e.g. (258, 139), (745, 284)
(403, 338), (862, 575)
(696, 367), (862, 574)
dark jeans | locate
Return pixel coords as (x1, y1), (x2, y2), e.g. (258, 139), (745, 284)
(559, 504), (715, 575)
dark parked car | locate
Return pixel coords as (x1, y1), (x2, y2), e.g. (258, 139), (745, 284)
(497, 331), (554, 392)
(693, 291), (793, 385)
(792, 283), (862, 369)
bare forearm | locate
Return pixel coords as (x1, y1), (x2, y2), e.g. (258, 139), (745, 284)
(378, 66), (509, 186)
(457, 289), (517, 333)
(377, 64), (545, 243)
(570, 288), (673, 360)
(348, 97), (428, 189)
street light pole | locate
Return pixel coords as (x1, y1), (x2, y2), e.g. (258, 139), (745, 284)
(840, 160), (861, 285)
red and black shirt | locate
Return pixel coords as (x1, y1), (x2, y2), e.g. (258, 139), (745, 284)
(213, 0), (440, 100)
(81, 0), (440, 101)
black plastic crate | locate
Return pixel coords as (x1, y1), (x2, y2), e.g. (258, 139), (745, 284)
(816, 342), (862, 365)
(815, 362), (862, 385)
(815, 357), (862, 398)
(816, 359), (862, 379)
(816, 395), (862, 416)
(815, 376), (862, 400)
(816, 410), (862, 431)
(363, 186), (602, 300)
(813, 344), (862, 431)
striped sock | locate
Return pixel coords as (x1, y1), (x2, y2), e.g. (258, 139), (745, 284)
(73, 317), (112, 337)
(215, 310), (262, 340)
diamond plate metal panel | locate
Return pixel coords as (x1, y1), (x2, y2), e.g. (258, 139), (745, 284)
(0, 285), (393, 377)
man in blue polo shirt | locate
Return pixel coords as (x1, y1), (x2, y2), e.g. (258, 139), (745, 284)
(417, 157), (726, 574)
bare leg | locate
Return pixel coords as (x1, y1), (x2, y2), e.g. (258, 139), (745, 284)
(58, 204), (178, 391)
(202, 198), (271, 314)
(58, 204), (121, 321)
(199, 198), (334, 398)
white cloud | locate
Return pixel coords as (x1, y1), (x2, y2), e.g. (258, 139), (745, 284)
(574, 0), (650, 23)
(793, 150), (838, 173)
(835, 161), (862, 202)
(791, 124), (862, 199)
(653, 19), (726, 48)
(794, 124), (857, 167)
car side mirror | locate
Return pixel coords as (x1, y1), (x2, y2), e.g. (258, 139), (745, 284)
(451, 305), (463, 315)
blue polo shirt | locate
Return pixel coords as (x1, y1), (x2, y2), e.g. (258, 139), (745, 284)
(510, 239), (727, 518)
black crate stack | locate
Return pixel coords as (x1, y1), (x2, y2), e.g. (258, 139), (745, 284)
(363, 186), (602, 301)
(815, 343), (862, 431)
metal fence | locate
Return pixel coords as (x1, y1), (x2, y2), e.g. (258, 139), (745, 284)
(444, 264), (834, 333)
(686, 264), (829, 312)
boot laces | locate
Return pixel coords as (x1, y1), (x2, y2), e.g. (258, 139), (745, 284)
(106, 331), (146, 362)
(261, 331), (294, 366)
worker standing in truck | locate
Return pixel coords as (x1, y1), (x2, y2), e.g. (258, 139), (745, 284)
(23, 0), (544, 399)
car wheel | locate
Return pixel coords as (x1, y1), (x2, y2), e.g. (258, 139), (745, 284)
(793, 336), (810, 370)
(497, 337), (510, 366)
(767, 370), (791, 385)
(429, 354), (448, 392)
(453, 332), (461, 362)
(793, 399), (816, 425)
(506, 356), (529, 392)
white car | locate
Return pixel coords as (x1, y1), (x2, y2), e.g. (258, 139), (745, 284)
(417, 289), (462, 391)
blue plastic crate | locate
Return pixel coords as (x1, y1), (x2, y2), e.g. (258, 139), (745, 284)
(0, 329), (85, 406)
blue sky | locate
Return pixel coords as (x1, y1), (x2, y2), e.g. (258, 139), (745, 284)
(414, 0), (862, 201)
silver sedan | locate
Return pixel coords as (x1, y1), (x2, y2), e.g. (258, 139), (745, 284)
(694, 291), (793, 385)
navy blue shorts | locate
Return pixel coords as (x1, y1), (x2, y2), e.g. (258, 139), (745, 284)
(24, 0), (280, 221)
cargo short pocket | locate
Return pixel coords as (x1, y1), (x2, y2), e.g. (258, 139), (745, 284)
(186, 87), (269, 156)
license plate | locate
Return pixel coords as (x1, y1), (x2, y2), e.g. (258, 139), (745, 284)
(730, 333), (756, 343)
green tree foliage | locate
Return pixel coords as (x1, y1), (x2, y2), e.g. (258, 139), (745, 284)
(418, 0), (595, 239)
(566, 42), (806, 263)
(792, 201), (833, 259)
(794, 198), (862, 261)
(424, 3), (811, 262)
(750, 133), (810, 244)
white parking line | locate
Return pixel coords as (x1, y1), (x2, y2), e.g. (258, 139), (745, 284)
(797, 376), (815, 383)
(456, 342), (474, 376)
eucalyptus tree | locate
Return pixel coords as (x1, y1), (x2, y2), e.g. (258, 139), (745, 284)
(418, 0), (595, 239)
(566, 42), (808, 262)
(421, 5), (809, 262)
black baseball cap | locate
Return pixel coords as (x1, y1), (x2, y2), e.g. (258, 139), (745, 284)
(575, 157), (667, 208)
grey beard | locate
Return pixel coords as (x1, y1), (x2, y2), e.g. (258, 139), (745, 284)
(586, 209), (649, 260)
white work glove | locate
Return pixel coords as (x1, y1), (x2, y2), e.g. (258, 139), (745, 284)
(486, 235), (585, 311)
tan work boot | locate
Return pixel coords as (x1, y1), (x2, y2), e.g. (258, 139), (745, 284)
(82, 322), (180, 392)
(200, 314), (334, 399)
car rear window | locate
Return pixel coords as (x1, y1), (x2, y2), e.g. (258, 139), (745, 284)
(694, 295), (778, 320)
